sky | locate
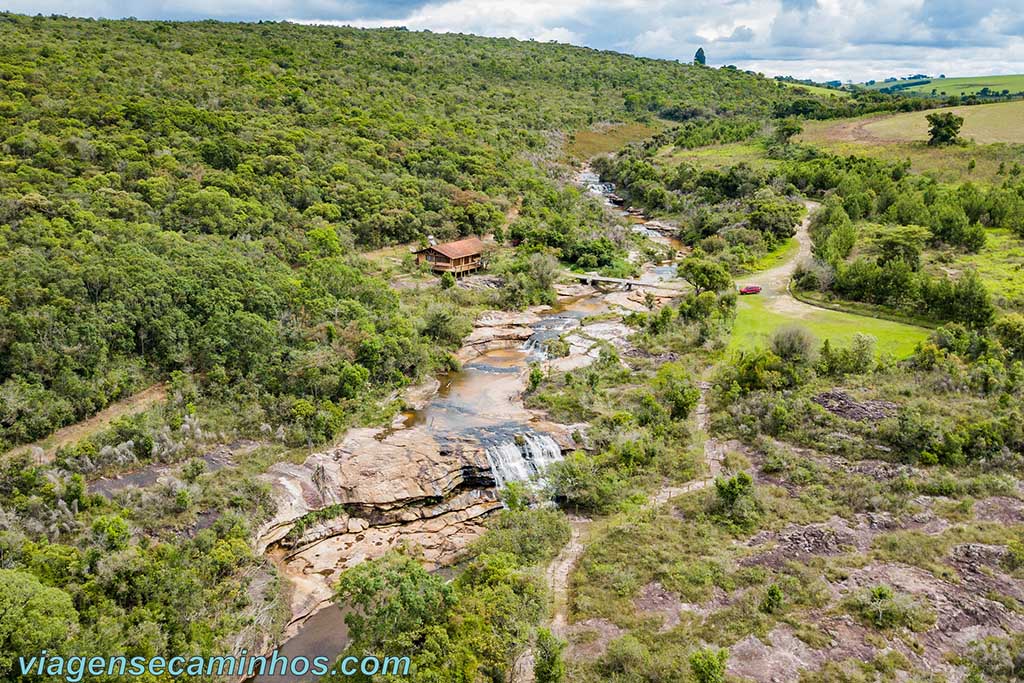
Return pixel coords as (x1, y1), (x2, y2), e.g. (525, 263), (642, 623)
(4, 0), (1024, 82)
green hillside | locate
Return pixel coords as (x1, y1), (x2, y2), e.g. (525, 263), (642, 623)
(864, 73), (1024, 97)
(0, 13), (814, 450)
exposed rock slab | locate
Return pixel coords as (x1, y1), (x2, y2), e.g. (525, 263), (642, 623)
(455, 308), (547, 362)
(812, 389), (897, 422)
(257, 426), (503, 635)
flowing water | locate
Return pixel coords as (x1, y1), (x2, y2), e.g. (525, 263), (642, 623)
(249, 167), (676, 681)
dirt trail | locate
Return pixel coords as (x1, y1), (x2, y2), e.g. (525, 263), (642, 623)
(546, 381), (724, 639)
(4, 383), (168, 464)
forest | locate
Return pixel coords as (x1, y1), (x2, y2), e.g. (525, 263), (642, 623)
(4, 11), (1024, 683)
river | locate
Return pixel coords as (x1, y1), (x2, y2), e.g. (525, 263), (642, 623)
(248, 168), (683, 682)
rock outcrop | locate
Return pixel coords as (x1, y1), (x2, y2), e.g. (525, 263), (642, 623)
(257, 425), (503, 634)
(455, 308), (545, 362)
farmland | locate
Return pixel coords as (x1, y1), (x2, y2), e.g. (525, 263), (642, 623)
(864, 73), (1024, 97)
(799, 100), (1024, 182)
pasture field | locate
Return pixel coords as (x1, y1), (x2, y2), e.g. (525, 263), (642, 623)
(861, 100), (1024, 144)
(799, 101), (1024, 182)
(729, 295), (930, 358)
(864, 74), (1024, 97)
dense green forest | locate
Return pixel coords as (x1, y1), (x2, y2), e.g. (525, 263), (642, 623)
(0, 13), (825, 452)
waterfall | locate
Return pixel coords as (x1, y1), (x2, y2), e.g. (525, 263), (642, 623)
(522, 314), (581, 361)
(485, 432), (564, 490)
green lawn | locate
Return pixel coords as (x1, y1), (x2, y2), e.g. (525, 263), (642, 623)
(729, 295), (930, 358)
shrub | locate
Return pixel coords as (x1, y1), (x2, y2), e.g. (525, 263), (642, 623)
(770, 325), (818, 365)
(760, 583), (784, 613)
(602, 634), (649, 675)
(844, 584), (935, 632)
(534, 628), (566, 683)
(689, 647), (728, 683)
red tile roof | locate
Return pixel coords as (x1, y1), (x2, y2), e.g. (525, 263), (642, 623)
(418, 236), (483, 259)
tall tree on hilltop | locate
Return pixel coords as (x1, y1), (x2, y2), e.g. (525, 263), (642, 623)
(695, 47), (707, 65)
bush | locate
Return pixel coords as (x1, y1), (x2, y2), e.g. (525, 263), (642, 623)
(689, 647), (728, 683)
(844, 584), (935, 632)
(602, 634), (649, 675)
(652, 362), (700, 419)
(770, 325), (818, 365)
(760, 583), (784, 613)
(534, 628), (566, 683)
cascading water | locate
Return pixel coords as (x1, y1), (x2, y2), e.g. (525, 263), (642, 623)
(484, 431), (564, 490)
(522, 314), (581, 360)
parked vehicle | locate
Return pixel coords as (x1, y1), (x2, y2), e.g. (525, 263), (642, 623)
(739, 285), (762, 295)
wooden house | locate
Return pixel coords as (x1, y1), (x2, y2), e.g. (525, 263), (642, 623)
(414, 236), (484, 276)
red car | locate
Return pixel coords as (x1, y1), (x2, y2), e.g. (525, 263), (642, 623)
(739, 285), (762, 295)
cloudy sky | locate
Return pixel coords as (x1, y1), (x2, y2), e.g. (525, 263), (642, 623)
(5, 0), (1024, 81)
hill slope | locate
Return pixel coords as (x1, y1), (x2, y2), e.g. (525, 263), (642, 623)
(0, 13), (815, 450)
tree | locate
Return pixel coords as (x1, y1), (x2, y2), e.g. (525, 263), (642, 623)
(678, 256), (732, 295)
(774, 118), (803, 145)
(694, 47), (706, 65)
(336, 552), (454, 655)
(0, 570), (79, 677)
(876, 224), (930, 271)
(926, 112), (963, 145)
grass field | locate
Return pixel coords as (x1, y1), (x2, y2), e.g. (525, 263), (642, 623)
(861, 100), (1024, 144)
(781, 81), (851, 98)
(729, 295), (929, 358)
(799, 101), (1024, 182)
(567, 121), (664, 159)
(654, 139), (779, 170)
(925, 228), (1024, 311)
(863, 74), (1024, 97)
(743, 237), (799, 273)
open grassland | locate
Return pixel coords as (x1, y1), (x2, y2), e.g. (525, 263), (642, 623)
(781, 81), (851, 98)
(799, 102), (1024, 183)
(729, 295), (929, 358)
(864, 74), (1024, 97)
(567, 122), (665, 159)
(654, 139), (779, 170)
(861, 100), (1024, 144)
(926, 229), (1024, 311)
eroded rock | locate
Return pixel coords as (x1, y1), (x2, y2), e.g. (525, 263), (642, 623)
(257, 426), (503, 635)
(812, 389), (897, 422)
